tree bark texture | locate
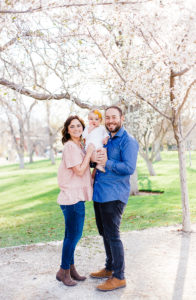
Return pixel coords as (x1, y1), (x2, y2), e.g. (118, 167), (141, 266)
(145, 158), (156, 176)
(177, 138), (191, 232)
(130, 169), (139, 195)
(173, 121), (191, 232)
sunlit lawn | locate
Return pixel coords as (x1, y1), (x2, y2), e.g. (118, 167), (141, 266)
(0, 151), (196, 247)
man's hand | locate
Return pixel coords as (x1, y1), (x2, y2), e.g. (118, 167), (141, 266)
(103, 136), (109, 145)
(96, 148), (107, 167)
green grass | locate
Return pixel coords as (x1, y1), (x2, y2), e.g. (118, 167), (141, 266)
(0, 151), (196, 247)
(121, 151), (196, 231)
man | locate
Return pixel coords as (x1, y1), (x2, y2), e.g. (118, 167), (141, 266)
(90, 105), (139, 292)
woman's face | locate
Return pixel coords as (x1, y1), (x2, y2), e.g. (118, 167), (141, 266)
(68, 118), (83, 139)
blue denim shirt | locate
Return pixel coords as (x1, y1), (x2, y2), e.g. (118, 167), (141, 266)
(93, 126), (139, 204)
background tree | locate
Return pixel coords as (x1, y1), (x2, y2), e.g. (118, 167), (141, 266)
(125, 103), (171, 175)
(76, 0), (196, 231)
(0, 0), (195, 230)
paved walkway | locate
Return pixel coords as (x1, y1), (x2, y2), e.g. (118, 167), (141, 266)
(0, 225), (196, 300)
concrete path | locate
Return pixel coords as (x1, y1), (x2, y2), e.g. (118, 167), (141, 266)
(0, 225), (196, 300)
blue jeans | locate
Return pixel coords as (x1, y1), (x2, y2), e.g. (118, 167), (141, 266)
(60, 201), (85, 270)
(94, 200), (126, 280)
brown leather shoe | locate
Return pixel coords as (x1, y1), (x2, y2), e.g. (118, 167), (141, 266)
(97, 277), (126, 291)
(56, 268), (77, 286)
(90, 268), (113, 279)
(70, 264), (86, 281)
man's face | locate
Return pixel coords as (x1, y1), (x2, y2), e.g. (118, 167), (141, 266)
(105, 108), (123, 134)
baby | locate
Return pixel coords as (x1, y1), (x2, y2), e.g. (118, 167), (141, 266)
(82, 109), (109, 172)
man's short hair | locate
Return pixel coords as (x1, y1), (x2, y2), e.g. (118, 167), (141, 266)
(105, 106), (123, 117)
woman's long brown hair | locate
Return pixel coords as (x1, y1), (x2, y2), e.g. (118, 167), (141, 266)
(61, 115), (85, 144)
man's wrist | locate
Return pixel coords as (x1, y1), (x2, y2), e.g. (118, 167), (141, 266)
(105, 160), (113, 170)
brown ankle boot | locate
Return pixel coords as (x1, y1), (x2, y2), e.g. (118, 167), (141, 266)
(70, 264), (86, 281)
(56, 268), (77, 286)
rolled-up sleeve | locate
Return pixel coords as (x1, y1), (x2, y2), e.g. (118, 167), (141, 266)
(105, 138), (139, 175)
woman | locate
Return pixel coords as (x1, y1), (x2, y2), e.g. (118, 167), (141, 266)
(56, 115), (94, 286)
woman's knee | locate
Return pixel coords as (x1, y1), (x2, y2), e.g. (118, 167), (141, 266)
(64, 236), (81, 249)
(66, 230), (82, 242)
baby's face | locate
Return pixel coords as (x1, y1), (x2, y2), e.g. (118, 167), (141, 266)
(88, 113), (101, 128)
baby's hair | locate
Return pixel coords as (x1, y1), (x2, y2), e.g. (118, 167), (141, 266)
(89, 109), (102, 120)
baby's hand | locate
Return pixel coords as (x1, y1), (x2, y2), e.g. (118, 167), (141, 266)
(88, 124), (95, 134)
(103, 136), (109, 145)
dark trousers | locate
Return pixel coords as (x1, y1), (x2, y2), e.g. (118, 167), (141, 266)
(60, 201), (85, 269)
(93, 200), (126, 280)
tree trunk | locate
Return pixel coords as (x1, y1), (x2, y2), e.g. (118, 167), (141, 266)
(177, 138), (191, 232)
(186, 140), (192, 167)
(27, 135), (34, 163)
(145, 158), (156, 176)
(46, 101), (55, 165)
(50, 147), (55, 165)
(18, 119), (25, 169)
(173, 117), (191, 232)
(130, 169), (139, 195)
(19, 154), (24, 169)
(29, 150), (34, 163)
(188, 149), (192, 168)
(154, 140), (162, 162)
(124, 105), (139, 194)
(170, 70), (191, 232)
(155, 150), (161, 162)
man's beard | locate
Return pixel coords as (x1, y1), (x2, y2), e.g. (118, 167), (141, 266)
(106, 123), (121, 133)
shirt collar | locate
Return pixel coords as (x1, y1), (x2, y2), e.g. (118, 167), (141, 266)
(109, 126), (125, 138)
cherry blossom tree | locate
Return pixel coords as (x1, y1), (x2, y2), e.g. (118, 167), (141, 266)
(82, 0), (196, 231)
(125, 103), (171, 175)
(0, 93), (37, 168)
(0, 0), (195, 231)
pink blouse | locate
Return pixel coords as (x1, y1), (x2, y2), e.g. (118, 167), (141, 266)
(57, 140), (93, 205)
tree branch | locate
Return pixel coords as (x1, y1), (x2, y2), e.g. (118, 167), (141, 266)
(139, 29), (156, 55)
(0, 31), (57, 52)
(0, 1), (150, 14)
(176, 79), (196, 119)
(0, 37), (19, 52)
(138, 28), (168, 67)
(183, 122), (196, 141)
(0, 77), (114, 110)
(172, 64), (196, 77)
(88, 29), (127, 84)
(88, 28), (172, 122)
(133, 91), (172, 121)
